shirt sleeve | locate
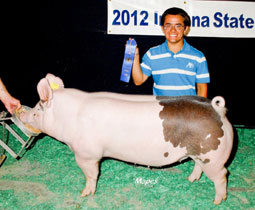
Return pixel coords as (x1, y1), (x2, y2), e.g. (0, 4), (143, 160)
(196, 56), (210, 83)
(141, 50), (152, 77)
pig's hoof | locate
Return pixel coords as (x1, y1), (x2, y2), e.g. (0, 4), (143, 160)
(81, 192), (89, 197)
(81, 190), (91, 197)
(81, 187), (96, 197)
(214, 197), (225, 205)
(188, 174), (200, 182)
(214, 199), (221, 205)
(213, 193), (227, 205)
(187, 176), (195, 183)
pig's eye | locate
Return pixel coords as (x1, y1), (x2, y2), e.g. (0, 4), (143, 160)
(33, 113), (36, 117)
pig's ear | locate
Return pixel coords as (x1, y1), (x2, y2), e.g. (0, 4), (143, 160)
(45, 73), (64, 89)
(37, 78), (53, 107)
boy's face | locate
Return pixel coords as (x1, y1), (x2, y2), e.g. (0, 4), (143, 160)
(162, 14), (189, 44)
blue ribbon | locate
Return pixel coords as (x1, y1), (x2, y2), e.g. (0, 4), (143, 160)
(120, 39), (137, 83)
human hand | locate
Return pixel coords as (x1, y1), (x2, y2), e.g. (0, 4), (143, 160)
(2, 93), (21, 114)
(127, 38), (139, 58)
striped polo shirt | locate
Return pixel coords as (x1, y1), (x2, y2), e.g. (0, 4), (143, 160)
(141, 39), (210, 96)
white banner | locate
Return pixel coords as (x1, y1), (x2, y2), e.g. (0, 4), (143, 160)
(107, 0), (255, 38)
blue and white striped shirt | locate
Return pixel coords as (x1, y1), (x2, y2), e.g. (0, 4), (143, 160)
(141, 39), (210, 96)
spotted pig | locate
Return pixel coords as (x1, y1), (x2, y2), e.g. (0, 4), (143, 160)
(20, 74), (233, 205)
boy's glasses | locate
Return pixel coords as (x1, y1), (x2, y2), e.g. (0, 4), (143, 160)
(163, 24), (185, 31)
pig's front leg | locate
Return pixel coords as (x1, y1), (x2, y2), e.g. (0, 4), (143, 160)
(75, 156), (99, 197)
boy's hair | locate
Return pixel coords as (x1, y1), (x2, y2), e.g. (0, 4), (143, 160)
(160, 7), (191, 27)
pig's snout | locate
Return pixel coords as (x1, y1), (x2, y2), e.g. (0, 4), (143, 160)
(19, 112), (27, 123)
(19, 111), (33, 126)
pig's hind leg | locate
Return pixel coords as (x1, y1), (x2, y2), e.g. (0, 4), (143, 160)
(75, 156), (99, 197)
(202, 163), (228, 205)
(188, 161), (203, 182)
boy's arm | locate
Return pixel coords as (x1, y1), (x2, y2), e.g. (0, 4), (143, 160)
(197, 83), (208, 98)
(132, 48), (148, 85)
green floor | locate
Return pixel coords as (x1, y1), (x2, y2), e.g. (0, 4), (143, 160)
(0, 124), (254, 210)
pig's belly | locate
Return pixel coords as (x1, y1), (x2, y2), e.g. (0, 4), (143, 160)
(102, 127), (187, 167)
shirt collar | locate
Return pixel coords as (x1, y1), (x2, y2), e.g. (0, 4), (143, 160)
(164, 39), (189, 55)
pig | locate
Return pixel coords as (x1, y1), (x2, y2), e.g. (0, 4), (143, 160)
(20, 73), (233, 205)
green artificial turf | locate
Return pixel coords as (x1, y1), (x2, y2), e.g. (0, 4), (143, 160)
(0, 124), (254, 210)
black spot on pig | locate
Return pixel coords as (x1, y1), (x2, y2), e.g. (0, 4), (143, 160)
(157, 96), (223, 156)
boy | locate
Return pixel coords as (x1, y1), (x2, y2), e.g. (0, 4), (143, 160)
(132, 7), (210, 97)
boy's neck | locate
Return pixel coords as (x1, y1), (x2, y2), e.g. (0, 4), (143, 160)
(167, 39), (184, 54)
